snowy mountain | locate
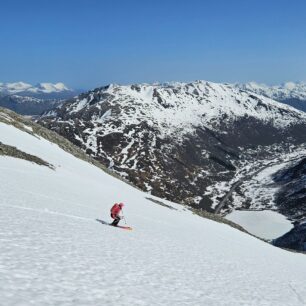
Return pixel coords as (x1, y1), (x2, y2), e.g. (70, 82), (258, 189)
(38, 81), (306, 223)
(1, 107), (306, 305)
(35, 82), (70, 93)
(0, 82), (80, 115)
(0, 82), (71, 95)
(235, 82), (306, 112)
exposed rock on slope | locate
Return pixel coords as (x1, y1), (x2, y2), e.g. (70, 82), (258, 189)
(273, 221), (306, 252)
(273, 158), (306, 222)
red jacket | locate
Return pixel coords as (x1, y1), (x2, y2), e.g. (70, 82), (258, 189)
(110, 204), (122, 218)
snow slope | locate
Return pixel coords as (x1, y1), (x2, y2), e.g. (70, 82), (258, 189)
(1, 120), (306, 305)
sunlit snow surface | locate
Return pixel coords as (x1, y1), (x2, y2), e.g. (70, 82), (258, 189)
(226, 210), (293, 240)
(1, 122), (306, 306)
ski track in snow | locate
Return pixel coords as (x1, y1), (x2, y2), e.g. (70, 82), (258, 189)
(1, 122), (306, 305)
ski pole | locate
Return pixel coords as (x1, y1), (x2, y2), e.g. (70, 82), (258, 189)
(121, 209), (127, 224)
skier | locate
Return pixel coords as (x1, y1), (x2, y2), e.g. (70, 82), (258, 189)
(110, 202), (124, 226)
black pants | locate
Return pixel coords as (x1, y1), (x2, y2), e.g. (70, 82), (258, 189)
(111, 215), (120, 226)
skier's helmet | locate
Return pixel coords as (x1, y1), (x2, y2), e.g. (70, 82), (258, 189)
(119, 203), (124, 208)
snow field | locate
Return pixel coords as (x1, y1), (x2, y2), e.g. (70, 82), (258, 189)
(226, 210), (293, 240)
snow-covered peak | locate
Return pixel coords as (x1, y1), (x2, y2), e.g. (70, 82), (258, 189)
(63, 80), (306, 139)
(34, 82), (70, 93)
(283, 81), (297, 91)
(0, 81), (33, 93)
(236, 81), (306, 101)
(0, 81), (72, 95)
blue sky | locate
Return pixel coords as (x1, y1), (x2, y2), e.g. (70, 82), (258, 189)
(1, 0), (306, 89)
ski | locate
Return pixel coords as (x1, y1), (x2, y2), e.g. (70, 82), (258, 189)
(117, 225), (133, 231)
(96, 219), (132, 230)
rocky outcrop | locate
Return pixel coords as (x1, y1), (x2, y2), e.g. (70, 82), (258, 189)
(272, 222), (306, 252)
(273, 158), (306, 223)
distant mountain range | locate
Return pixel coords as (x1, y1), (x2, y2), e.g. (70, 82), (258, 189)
(0, 82), (82, 115)
(2, 80), (306, 116)
(0, 81), (70, 95)
(235, 82), (306, 112)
